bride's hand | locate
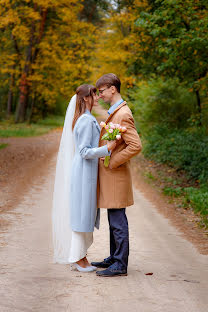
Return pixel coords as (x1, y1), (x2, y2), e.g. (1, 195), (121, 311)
(107, 140), (116, 152)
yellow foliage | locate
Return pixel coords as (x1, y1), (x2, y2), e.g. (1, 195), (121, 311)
(91, 0), (150, 92)
(0, 0), (97, 110)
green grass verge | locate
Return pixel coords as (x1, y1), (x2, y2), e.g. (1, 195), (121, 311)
(144, 169), (208, 229)
(163, 184), (208, 228)
(37, 116), (64, 127)
(0, 116), (64, 138)
(142, 127), (208, 184)
(183, 186), (208, 228)
(0, 143), (8, 150)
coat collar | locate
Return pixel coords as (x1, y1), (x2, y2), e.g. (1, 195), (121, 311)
(105, 101), (127, 125)
(99, 101), (127, 141)
(85, 109), (92, 116)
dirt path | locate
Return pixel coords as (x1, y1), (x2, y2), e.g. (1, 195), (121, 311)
(0, 106), (208, 311)
(0, 131), (61, 216)
(1, 153), (208, 312)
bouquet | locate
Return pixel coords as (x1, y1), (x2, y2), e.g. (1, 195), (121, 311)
(100, 121), (127, 167)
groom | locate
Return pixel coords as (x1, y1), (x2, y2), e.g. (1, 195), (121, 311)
(91, 73), (142, 277)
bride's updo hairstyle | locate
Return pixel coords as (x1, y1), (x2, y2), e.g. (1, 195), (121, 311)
(72, 84), (97, 130)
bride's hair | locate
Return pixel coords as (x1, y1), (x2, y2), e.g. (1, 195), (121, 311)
(72, 84), (97, 130)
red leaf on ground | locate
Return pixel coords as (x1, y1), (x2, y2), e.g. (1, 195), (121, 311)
(145, 272), (153, 275)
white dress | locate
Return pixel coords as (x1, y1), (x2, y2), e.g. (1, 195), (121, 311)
(68, 231), (93, 263)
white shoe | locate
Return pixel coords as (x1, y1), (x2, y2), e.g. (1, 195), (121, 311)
(73, 263), (95, 272)
(89, 265), (97, 271)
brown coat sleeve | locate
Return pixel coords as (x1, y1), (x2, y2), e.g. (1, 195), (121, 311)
(109, 110), (142, 169)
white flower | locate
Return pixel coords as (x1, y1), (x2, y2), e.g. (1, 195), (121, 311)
(116, 134), (121, 140)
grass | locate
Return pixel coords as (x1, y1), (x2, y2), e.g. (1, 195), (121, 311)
(0, 143), (8, 150)
(163, 184), (208, 228)
(142, 168), (208, 229)
(0, 115), (64, 138)
(163, 186), (183, 197)
(37, 116), (64, 127)
(144, 171), (157, 181)
(142, 127), (208, 184)
(183, 186), (208, 228)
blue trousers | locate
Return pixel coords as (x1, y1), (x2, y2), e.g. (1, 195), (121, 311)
(107, 208), (129, 270)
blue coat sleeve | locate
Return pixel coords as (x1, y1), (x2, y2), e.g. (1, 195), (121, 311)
(77, 115), (110, 160)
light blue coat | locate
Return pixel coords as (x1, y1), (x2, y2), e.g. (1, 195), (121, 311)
(70, 110), (110, 232)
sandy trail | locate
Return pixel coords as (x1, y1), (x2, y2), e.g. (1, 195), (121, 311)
(0, 105), (208, 311)
(0, 154), (208, 312)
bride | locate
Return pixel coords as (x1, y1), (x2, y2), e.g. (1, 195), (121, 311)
(52, 84), (116, 272)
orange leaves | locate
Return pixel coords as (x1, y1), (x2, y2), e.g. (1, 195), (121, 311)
(0, 8), (20, 28)
(0, 0), (100, 118)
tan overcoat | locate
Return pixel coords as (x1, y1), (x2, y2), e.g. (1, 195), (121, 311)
(98, 101), (142, 209)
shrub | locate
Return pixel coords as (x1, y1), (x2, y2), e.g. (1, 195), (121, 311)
(142, 126), (208, 184)
(183, 186), (208, 228)
(128, 77), (197, 133)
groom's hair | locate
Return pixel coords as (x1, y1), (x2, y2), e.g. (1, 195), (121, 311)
(96, 73), (121, 93)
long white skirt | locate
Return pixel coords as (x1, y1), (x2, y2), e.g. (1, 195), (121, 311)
(68, 231), (93, 263)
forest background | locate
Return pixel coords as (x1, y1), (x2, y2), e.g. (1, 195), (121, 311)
(0, 0), (207, 227)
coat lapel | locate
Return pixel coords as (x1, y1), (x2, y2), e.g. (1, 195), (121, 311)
(99, 101), (127, 142)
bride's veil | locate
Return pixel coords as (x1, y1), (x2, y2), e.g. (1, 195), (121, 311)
(52, 94), (76, 263)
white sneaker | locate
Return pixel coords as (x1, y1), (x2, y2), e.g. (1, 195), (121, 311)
(73, 263), (95, 272)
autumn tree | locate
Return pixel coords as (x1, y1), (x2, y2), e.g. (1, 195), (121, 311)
(79, 0), (109, 24)
(91, 0), (150, 91)
(0, 0), (97, 122)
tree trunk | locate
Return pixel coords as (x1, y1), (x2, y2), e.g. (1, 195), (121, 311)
(15, 72), (29, 122)
(195, 89), (202, 126)
(7, 74), (14, 117)
(15, 21), (35, 123)
(33, 8), (48, 63)
(7, 90), (13, 117)
(28, 94), (36, 123)
(15, 6), (47, 123)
